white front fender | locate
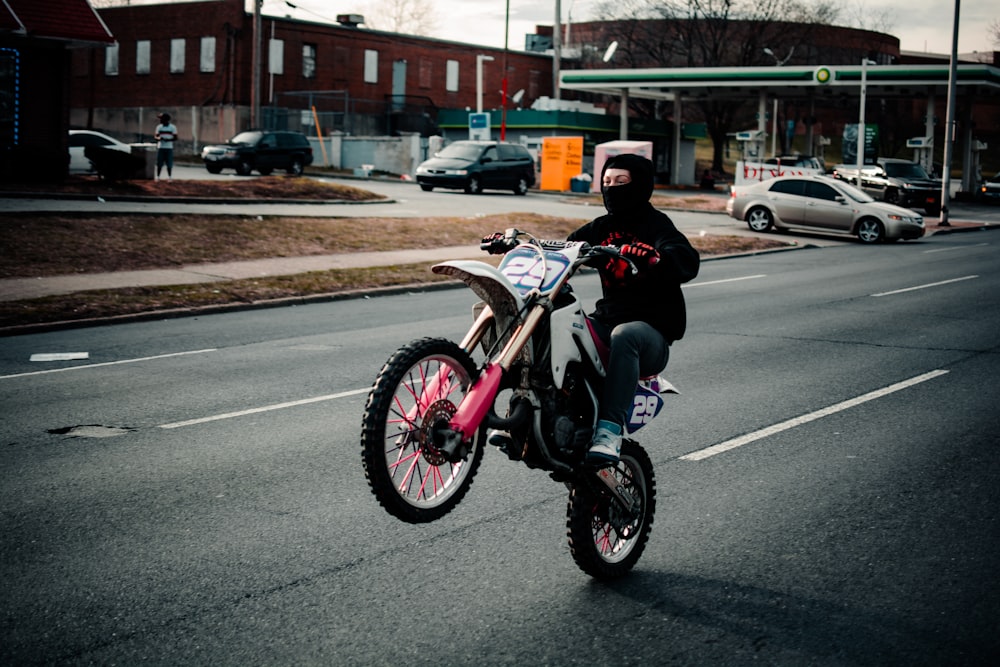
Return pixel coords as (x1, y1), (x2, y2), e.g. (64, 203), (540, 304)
(433, 260), (525, 323)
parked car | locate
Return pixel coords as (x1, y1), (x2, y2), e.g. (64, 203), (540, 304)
(726, 174), (925, 243)
(979, 171), (1000, 204)
(68, 129), (132, 174)
(200, 130), (313, 176)
(831, 158), (942, 215)
(415, 140), (536, 195)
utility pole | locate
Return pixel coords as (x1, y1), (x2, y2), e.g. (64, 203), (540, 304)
(939, 0), (961, 226)
(251, 0), (262, 128)
(553, 0), (561, 101)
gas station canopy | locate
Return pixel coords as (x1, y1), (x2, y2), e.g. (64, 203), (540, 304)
(559, 64), (1000, 101)
(559, 63), (1000, 190)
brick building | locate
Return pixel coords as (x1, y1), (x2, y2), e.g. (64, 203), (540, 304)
(70, 0), (554, 151)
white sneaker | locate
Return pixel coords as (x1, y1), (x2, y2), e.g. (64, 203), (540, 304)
(586, 420), (622, 464)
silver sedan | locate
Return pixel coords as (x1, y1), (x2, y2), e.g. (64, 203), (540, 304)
(726, 174), (925, 243)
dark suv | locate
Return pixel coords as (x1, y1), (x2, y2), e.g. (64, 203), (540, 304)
(201, 130), (313, 176)
(832, 158), (942, 214)
(415, 141), (536, 195)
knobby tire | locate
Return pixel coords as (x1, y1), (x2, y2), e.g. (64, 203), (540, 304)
(361, 337), (485, 523)
(566, 441), (656, 579)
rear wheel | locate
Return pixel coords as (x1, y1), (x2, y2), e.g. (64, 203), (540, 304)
(513, 176), (529, 196)
(856, 218), (885, 244)
(286, 157), (304, 176)
(464, 175), (482, 194)
(566, 441), (655, 579)
(361, 338), (485, 523)
(746, 206), (774, 232)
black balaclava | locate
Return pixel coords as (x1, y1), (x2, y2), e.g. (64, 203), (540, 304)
(601, 153), (655, 216)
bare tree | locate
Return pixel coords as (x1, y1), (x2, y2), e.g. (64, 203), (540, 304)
(589, 0), (840, 172)
(989, 19), (1000, 47)
(363, 0), (439, 37)
(839, 0), (896, 34)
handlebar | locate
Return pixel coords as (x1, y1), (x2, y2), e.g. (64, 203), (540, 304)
(480, 228), (648, 275)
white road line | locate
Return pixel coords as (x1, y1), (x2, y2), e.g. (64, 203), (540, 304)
(922, 243), (988, 254)
(689, 274), (767, 287)
(158, 388), (369, 429)
(871, 275), (978, 297)
(0, 348), (218, 380)
(679, 369), (950, 462)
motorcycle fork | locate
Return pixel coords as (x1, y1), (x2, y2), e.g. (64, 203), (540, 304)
(443, 303), (547, 450)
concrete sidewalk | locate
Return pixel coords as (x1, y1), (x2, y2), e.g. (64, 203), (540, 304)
(0, 245), (484, 302)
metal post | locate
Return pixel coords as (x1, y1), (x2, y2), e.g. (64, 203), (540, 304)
(856, 58), (874, 188)
(939, 0), (961, 226)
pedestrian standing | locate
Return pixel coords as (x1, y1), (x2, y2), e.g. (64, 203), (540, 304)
(154, 112), (178, 180)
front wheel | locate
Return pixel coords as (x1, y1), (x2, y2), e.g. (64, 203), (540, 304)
(746, 206), (774, 232)
(566, 441), (656, 579)
(361, 337), (485, 523)
(856, 218), (885, 244)
(464, 175), (482, 194)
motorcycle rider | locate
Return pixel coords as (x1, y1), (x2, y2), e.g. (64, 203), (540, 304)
(567, 153), (700, 464)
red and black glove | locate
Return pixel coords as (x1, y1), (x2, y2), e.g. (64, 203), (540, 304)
(619, 242), (661, 268)
(603, 255), (632, 282)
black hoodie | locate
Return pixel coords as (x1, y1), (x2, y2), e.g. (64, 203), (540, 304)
(567, 153), (700, 343)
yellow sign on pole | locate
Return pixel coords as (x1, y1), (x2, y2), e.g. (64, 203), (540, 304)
(540, 136), (584, 191)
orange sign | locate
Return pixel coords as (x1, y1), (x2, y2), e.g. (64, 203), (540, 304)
(540, 137), (584, 191)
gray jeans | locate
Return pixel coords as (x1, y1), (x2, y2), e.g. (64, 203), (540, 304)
(593, 320), (670, 429)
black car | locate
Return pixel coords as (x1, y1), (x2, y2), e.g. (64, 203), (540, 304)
(415, 140), (536, 195)
(201, 130), (313, 176)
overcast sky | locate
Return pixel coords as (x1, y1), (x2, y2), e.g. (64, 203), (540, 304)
(255, 0), (998, 57)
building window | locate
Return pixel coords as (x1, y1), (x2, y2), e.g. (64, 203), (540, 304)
(170, 38), (185, 73)
(364, 49), (378, 83)
(105, 43), (119, 76)
(446, 59), (458, 92)
(136, 40), (150, 75)
(303, 43), (316, 78)
(200, 37), (216, 73)
(269, 38), (284, 75)
(419, 58), (431, 89)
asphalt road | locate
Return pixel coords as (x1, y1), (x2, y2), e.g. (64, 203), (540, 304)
(3, 163), (997, 230)
(2, 231), (998, 664)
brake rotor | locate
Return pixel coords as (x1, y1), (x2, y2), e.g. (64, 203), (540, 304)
(419, 399), (457, 465)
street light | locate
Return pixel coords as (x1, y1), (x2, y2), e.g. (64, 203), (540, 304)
(856, 58), (876, 188)
(763, 47), (793, 157)
(476, 55), (494, 113)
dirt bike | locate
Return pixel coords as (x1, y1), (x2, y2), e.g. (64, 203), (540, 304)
(360, 228), (677, 579)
